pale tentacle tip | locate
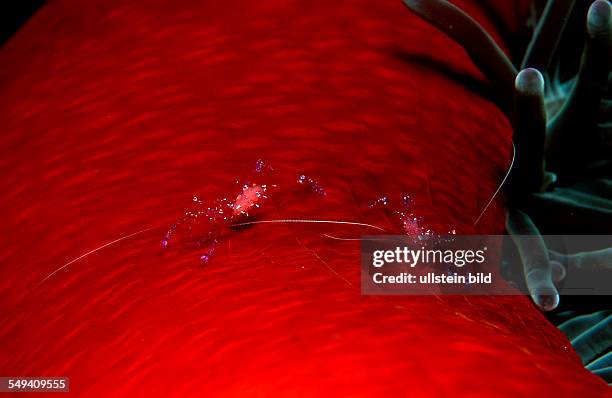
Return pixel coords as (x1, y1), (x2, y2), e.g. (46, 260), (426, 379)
(526, 269), (560, 311)
(401, 0), (423, 8)
(587, 0), (611, 37)
(541, 171), (557, 192)
(533, 290), (560, 311)
(515, 68), (545, 95)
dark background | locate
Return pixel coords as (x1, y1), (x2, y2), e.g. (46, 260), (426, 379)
(0, 0), (46, 47)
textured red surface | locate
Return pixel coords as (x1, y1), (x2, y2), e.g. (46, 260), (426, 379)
(0, 0), (609, 396)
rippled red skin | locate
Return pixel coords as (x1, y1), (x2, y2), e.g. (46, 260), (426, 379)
(0, 0), (609, 396)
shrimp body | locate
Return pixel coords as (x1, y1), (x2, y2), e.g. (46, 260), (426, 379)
(232, 184), (268, 217)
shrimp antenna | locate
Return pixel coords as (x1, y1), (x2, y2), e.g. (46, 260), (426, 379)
(231, 219), (387, 232)
(39, 226), (158, 285)
(321, 234), (395, 242)
(474, 141), (515, 225)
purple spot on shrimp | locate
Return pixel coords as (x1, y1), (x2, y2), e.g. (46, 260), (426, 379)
(297, 174), (327, 196)
(199, 242), (217, 265)
(402, 194), (412, 208)
(368, 196), (388, 208)
(255, 159), (272, 173)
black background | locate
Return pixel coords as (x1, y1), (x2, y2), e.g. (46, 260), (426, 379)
(0, 0), (46, 47)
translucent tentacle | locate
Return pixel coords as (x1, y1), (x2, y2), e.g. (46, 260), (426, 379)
(402, 0), (517, 109)
(522, 0), (577, 71)
(506, 209), (559, 311)
(547, 0), (612, 171)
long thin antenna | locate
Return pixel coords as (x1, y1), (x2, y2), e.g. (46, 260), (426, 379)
(474, 142), (516, 225)
(322, 234), (362, 241)
(39, 226), (157, 285)
(321, 234), (395, 242)
(232, 219), (387, 232)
